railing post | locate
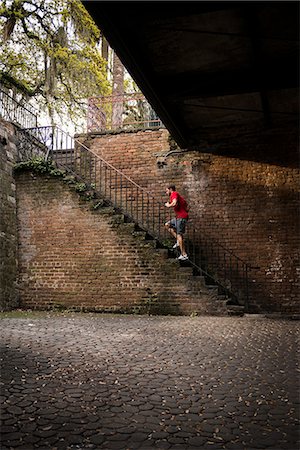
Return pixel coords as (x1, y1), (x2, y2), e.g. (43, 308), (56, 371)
(147, 195), (150, 230)
(141, 191), (144, 228)
(115, 172), (117, 207)
(192, 227), (196, 265)
(94, 155), (97, 190)
(125, 178), (128, 212)
(158, 206), (161, 241)
(130, 185), (133, 220)
(120, 173), (123, 209)
(99, 160), (102, 194)
(136, 187), (138, 222)
(152, 198), (154, 235)
(0, 85), (38, 129)
(244, 265), (249, 313)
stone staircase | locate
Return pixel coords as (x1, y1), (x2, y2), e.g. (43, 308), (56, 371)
(15, 126), (248, 316)
(15, 167), (235, 315)
(88, 193), (235, 316)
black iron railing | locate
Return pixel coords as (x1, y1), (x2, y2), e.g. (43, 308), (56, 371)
(88, 93), (164, 132)
(0, 87), (38, 129)
(20, 125), (254, 309)
(23, 126), (172, 242)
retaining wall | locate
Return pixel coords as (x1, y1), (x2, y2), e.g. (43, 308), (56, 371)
(15, 172), (226, 315)
(78, 126), (300, 314)
(0, 118), (19, 310)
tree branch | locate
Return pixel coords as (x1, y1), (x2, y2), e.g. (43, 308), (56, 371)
(0, 72), (43, 97)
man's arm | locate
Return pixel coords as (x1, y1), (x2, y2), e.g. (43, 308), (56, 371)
(165, 198), (177, 208)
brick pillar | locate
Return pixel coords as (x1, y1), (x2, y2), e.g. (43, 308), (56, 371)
(0, 119), (19, 310)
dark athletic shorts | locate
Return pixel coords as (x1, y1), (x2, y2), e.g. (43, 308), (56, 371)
(168, 218), (187, 235)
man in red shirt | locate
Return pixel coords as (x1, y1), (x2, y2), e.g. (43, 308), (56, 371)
(164, 185), (189, 261)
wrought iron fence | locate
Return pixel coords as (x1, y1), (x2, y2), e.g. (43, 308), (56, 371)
(0, 87), (38, 129)
(20, 125), (255, 309)
(87, 93), (164, 132)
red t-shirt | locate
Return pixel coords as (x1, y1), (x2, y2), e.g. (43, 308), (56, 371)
(170, 191), (189, 219)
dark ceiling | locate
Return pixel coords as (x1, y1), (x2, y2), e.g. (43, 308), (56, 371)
(83, 1), (299, 153)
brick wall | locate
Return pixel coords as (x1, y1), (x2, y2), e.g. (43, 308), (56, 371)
(78, 127), (300, 314)
(15, 172), (226, 315)
(0, 119), (19, 310)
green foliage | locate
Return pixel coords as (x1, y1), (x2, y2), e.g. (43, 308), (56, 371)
(14, 157), (97, 201)
(93, 199), (106, 210)
(84, 191), (96, 201)
(14, 156), (65, 176)
(49, 302), (67, 312)
(161, 238), (174, 250)
(62, 174), (76, 185)
(74, 182), (87, 192)
(0, 0), (111, 127)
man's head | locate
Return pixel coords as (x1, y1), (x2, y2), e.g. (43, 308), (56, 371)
(166, 185), (176, 196)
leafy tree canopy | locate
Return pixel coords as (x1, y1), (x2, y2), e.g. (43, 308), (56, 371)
(0, 0), (111, 126)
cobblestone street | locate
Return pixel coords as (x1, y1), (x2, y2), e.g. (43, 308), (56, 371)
(1, 313), (299, 450)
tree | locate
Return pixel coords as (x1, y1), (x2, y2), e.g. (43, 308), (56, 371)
(0, 0), (111, 127)
(111, 50), (124, 129)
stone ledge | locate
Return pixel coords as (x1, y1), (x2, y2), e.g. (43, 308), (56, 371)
(244, 313), (300, 321)
(75, 127), (166, 139)
(264, 313), (300, 321)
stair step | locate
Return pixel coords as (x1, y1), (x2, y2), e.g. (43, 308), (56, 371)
(156, 248), (169, 259)
(183, 302), (228, 315)
(132, 231), (147, 239)
(178, 267), (193, 274)
(108, 214), (125, 225)
(91, 198), (109, 209)
(188, 276), (206, 285)
(144, 240), (158, 249)
(227, 305), (245, 316)
(122, 223), (136, 232)
(217, 294), (230, 301)
(186, 300), (228, 309)
(206, 285), (219, 294)
(93, 206), (116, 215)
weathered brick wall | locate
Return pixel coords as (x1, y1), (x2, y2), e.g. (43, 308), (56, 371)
(15, 172), (226, 315)
(79, 127), (300, 314)
(80, 129), (171, 194)
(0, 119), (19, 310)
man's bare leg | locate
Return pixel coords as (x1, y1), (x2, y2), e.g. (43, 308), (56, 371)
(165, 224), (187, 256)
(177, 234), (187, 256)
(165, 223), (178, 240)
(165, 222), (179, 248)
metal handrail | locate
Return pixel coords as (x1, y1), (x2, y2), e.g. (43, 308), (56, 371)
(87, 92), (165, 132)
(24, 125), (168, 204)
(0, 87), (38, 129)
(21, 125), (255, 309)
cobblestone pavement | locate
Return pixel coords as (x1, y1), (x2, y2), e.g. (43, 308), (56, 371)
(0, 313), (299, 450)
